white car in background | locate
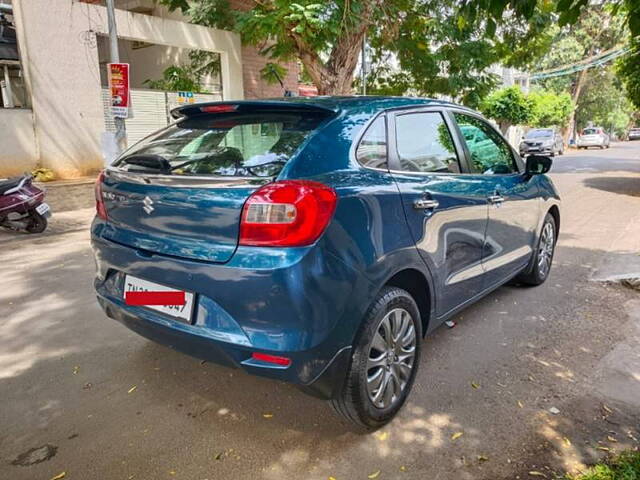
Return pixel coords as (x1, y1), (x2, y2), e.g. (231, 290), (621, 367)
(577, 127), (610, 149)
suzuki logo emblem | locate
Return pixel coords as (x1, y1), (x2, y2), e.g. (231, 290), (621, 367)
(142, 196), (154, 215)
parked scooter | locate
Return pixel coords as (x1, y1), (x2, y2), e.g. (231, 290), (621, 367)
(0, 174), (51, 233)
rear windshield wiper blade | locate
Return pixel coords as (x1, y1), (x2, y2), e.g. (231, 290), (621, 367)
(119, 154), (172, 174)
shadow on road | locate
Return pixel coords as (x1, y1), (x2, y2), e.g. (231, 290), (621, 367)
(1, 233), (639, 480)
(583, 177), (640, 197)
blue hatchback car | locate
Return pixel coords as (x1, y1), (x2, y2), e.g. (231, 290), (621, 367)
(92, 96), (560, 429)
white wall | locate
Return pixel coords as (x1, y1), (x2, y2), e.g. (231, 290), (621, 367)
(8, 0), (242, 178)
(96, 38), (222, 92)
(0, 108), (38, 176)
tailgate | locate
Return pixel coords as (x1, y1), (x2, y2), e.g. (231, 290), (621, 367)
(100, 171), (263, 263)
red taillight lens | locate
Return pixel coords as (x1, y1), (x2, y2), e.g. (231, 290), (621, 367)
(95, 170), (108, 220)
(239, 180), (337, 247)
(251, 352), (292, 367)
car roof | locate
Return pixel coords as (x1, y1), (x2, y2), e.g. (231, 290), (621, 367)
(172, 95), (478, 118)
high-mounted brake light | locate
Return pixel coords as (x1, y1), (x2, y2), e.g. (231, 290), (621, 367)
(200, 104), (238, 113)
(239, 180), (337, 247)
(95, 170), (108, 220)
(251, 352), (292, 367)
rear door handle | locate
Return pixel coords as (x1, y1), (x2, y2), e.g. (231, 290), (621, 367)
(487, 195), (504, 204)
(414, 198), (439, 210)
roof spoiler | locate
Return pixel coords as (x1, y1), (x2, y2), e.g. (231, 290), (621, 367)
(170, 100), (338, 120)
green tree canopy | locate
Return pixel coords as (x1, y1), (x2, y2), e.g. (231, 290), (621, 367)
(575, 66), (635, 136)
(529, 90), (574, 128)
(617, 36), (640, 110)
(480, 86), (535, 133)
(161, 0), (555, 98)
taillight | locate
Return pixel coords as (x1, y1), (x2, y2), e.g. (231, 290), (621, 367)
(239, 180), (337, 247)
(95, 170), (108, 220)
(200, 104), (238, 113)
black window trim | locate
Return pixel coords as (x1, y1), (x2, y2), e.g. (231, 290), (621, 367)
(386, 106), (473, 176)
(447, 108), (525, 175)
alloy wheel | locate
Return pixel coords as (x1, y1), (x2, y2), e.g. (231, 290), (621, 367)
(366, 308), (417, 409)
(537, 222), (555, 278)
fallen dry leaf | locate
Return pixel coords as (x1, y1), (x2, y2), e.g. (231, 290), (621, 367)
(607, 435), (618, 443)
(329, 477), (337, 480)
(50, 473), (66, 480)
(563, 437), (571, 447)
(477, 455), (489, 462)
(127, 385), (137, 394)
(73, 366), (79, 375)
(262, 413), (273, 419)
(376, 431), (389, 441)
(368, 471), (381, 479)
(596, 446), (611, 452)
(451, 432), (464, 441)
(528, 471), (547, 478)
(517, 400), (524, 409)
(471, 382), (480, 389)
(602, 404), (613, 414)
(399, 465), (406, 472)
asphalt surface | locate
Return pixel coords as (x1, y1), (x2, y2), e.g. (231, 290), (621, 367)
(1, 142), (640, 480)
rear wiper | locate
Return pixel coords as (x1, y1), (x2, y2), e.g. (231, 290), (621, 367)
(119, 154), (172, 174)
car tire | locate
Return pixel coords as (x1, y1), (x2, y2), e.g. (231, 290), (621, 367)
(330, 286), (422, 430)
(517, 213), (557, 286)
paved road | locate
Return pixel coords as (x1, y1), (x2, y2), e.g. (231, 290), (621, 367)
(1, 143), (640, 480)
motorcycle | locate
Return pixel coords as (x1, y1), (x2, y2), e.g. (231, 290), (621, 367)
(0, 174), (51, 233)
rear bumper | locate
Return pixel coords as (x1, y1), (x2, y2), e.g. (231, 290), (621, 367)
(91, 219), (370, 398)
(97, 295), (352, 398)
(577, 140), (605, 147)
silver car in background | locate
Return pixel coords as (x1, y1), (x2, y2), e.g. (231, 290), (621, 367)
(519, 128), (564, 156)
(628, 127), (640, 141)
(577, 127), (610, 149)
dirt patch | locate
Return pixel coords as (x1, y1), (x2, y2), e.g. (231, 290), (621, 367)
(11, 444), (58, 467)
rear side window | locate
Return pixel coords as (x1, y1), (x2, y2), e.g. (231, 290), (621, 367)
(394, 112), (461, 173)
(356, 116), (387, 169)
(114, 111), (330, 177)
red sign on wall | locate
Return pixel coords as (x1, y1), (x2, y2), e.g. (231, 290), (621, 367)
(107, 63), (130, 118)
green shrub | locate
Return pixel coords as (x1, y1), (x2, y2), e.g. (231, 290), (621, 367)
(566, 450), (640, 480)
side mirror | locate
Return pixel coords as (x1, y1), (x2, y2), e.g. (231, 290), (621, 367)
(525, 155), (552, 175)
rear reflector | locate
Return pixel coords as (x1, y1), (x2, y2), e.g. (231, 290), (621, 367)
(125, 291), (186, 306)
(200, 104), (238, 113)
(251, 352), (292, 367)
(95, 170), (108, 220)
(239, 180), (337, 247)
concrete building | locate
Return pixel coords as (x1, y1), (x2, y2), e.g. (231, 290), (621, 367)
(0, 0), (300, 178)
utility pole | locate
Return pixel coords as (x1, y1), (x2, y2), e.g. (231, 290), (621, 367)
(106, 0), (126, 153)
(361, 33), (367, 96)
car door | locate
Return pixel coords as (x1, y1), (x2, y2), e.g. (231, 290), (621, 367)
(388, 107), (489, 318)
(450, 111), (540, 289)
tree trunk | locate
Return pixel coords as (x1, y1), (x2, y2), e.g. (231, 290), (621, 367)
(565, 66), (589, 143)
(289, 2), (379, 95)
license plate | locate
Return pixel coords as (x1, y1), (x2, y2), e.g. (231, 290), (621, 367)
(124, 275), (195, 322)
(36, 203), (50, 215)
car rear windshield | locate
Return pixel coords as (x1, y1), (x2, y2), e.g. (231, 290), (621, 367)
(582, 128), (599, 135)
(113, 110), (331, 177)
(526, 130), (553, 138)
